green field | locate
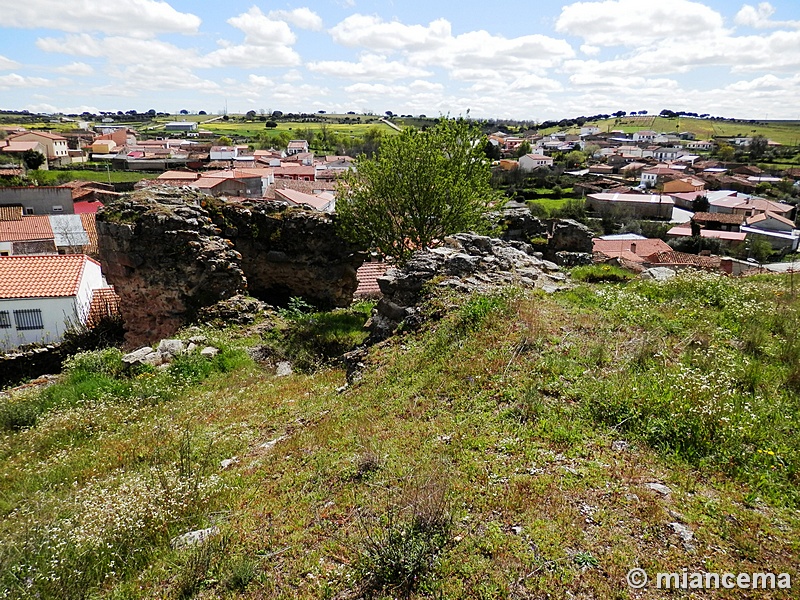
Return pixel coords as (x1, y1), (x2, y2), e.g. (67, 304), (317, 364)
(553, 114), (800, 146)
(28, 169), (158, 185)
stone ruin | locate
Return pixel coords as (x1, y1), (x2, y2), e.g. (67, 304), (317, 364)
(97, 188), (365, 346)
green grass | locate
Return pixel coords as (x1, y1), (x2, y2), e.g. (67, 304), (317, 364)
(1, 279), (799, 598)
(27, 169), (158, 185)
(550, 115), (800, 146)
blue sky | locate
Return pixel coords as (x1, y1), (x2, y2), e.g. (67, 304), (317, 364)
(1, 0), (799, 121)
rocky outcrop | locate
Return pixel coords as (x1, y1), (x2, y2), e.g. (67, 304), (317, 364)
(97, 188), (247, 346)
(212, 203), (363, 308)
(370, 233), (569, 339)
(97, 187), (364, 346)
(492, 207), (594, 264)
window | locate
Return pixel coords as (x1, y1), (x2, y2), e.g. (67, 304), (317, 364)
(25, 207), (34, 215)
(52, 205), (63, 213)
(14, 309), (44, 331)
(0, 311), (10, 329)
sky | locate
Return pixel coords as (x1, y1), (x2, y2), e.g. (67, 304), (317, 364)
(1, 0), (800, 122)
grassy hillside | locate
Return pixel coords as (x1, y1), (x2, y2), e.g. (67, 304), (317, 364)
(1, 274), (799, 598)
(554, 114), (800, 146)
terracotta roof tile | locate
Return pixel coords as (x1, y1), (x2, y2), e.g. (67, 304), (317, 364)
(0, 206), (23, 221)
(691, 212), (744, 225)
(0, 255), (98, 298)
(0, 216), (54, 242)
(646, 251), (721, 269)
(85, 287), (121, 328)
(355, 262), (389, 297)
(80, 213), (98, 255)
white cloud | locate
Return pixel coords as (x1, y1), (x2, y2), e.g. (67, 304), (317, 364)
(204, 44), (301, 68)
(283, 70), (303, 82)
(0, 73), (53, 89)
(59, 62), (95, 76)
(268, 8), (323, 31)
(36, 34), (199, 67)
(1, 0), (201, 37)
(105, 64), (222, 93)
(205, 7), (301, 68)
(330, 15), (452, 51)
(580, 44), (601, 56)
(227, 7), (296, 46)
(0, 55), (20, 70)
(307, 54), (432, 80)
(735, 2), (800, 29)
(247, 74), (273, 87)
(556, 0), (725, 46)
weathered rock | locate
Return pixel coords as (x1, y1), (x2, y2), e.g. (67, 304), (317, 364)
(97, 188), (247, 346)
(212, 202), (365, 308)
(275, 361), (293, 377)
(490, 207), (594, 261)
(171, 526), (220, 549)
(122, 346), (161, 367)
(641, 267), (677, 281)
(200, 346), (219, 358)
(370, 233), (569, 338)
(645, 482), (673, 496)
(157, 339), (184, 358)
(670, 522), (695, 551)
(196, 294), (269, 327)
(97, 189), (365, 347)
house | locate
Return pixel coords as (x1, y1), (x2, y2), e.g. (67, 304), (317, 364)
(632, 130), (657, 142)
(209, 145), (248, 162)
(0, 140), (49, 167)
(286, 140), (310, 156)
(653, 147), (685, 161)
(744, 212), (795, 233)
(580, 126), (601, 136)
(641, 165), (682, 188)
(274, 188), (335, 212)
(687, 140), (715, 151)
(0, 186), (74, 215)
(691, 212), (744, 232)
(586, 192), (674, 219)
(593, 237), (672, 263)
(518, 153), (554, 171)
(0, 215), (56, 256)
(666, 225), (747, 244)
(8, 131), (70, 167)
(0, 254), (110, 350)
(272, 164), (316, 181)
(662, 177), (706, 194)
(165, 121), (198, 132)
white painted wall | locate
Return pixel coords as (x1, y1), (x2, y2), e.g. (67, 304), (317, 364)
(0, 258), (106, 350)
(0, 297), (78, 350)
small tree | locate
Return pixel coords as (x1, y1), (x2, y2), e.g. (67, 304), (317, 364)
(749, 135), (768, 160)
(22, 149), (46, 170)
(336, 118), (501, 261)
(217, 135), (233, 146)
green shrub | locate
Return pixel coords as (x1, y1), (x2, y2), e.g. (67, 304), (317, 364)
(570, 264), (635, 283)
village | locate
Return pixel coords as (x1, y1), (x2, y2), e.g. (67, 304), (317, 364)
(0, 114), (799, 352)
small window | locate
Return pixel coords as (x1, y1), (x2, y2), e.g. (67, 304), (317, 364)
(0, 311), (10, 329)
(14, 309), (44, 331)
(52, 205), (63, 213)
(25, 207), (34, 215)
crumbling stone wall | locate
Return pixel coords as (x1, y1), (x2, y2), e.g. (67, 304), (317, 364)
(97, 188), (364, 346)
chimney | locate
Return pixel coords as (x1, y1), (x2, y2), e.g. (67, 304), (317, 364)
(630, 242), (637, 255)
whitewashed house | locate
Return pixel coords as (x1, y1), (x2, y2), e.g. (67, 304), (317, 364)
(0, 254), (109, 350)
(518, 153), (554, 171)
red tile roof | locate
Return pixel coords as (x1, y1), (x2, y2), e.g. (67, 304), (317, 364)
(593, 237), (672, 259)
(646, 251), (722, 269)
(0, 255), (99, 298)
(85, 287), (121, 328)
(0, 216), (54, 242)
(691, 212), (744, 225)
(0, 206), (23, 221)
(73, 200), (104, 215)
(80, 213), (98, 255)
(355, 262), (389, 297)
